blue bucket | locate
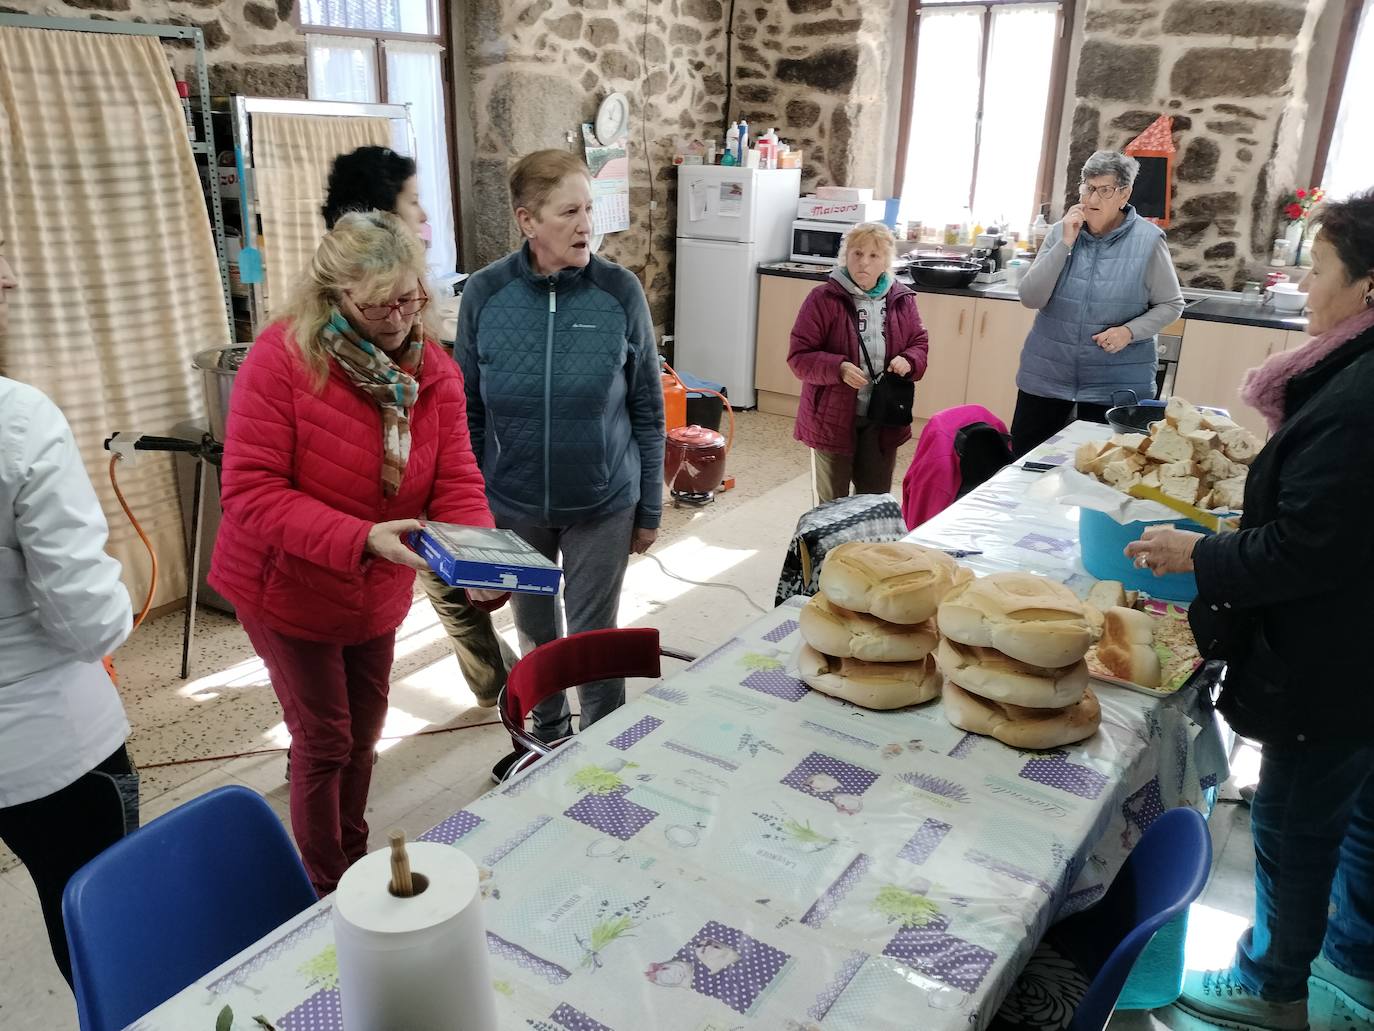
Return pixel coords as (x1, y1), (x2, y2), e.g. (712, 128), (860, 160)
(1079, 507), (1202, 603)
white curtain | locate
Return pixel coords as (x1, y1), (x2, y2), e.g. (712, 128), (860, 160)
(1323, 0), (1374, 201)
(901, 7), (985, 229)
(306, 33), (380, 103)
(384, 41), (457, 277)
(0, 26), (231, 611)
(301, 0), (434, 34)
(973, 3), (1058, 230)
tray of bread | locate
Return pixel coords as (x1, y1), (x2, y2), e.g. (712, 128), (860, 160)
(1074, 397), (1259, 518)
(795, 543), (1104, 749)
(1081, 580), (1201, 695)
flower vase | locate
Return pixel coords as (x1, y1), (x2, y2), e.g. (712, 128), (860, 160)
(1285, 220), (1304, 267)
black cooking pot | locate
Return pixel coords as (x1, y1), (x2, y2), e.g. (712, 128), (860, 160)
(909, 258), (982, 289)
(1105, 390), (1167, 434)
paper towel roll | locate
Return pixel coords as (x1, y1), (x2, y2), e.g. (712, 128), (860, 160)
(333, 842), (498, 1031)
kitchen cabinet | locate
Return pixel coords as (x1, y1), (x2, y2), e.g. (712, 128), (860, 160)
(964, 299), (1036, 427)
(754, 274), (817, 417)
(1283, 328), (1311, 352)
(1173, 320), (1285, 437)
(913, 292), (974, 421)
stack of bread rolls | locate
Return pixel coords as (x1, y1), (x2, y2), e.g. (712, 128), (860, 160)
(935, 572), (1101, 748)
(796, 542), (971, 709)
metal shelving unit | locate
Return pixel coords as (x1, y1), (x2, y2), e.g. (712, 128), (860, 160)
(0, 13), (234, 336)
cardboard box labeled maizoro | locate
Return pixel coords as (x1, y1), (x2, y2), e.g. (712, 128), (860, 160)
(412, 524), (562, 595)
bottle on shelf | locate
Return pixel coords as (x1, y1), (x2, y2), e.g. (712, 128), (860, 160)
(736, 118), (749, 165)
(175, 80), (195, 143)
(1031, 205), (1050, 253)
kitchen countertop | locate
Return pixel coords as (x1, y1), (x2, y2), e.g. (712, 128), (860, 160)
(758, 262), (1307, 332)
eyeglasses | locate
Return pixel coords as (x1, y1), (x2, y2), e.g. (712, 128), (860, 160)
(346, 288), (429, 321)
(1079, 183), (1124, 200)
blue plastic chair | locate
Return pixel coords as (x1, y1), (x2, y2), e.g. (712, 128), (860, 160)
(993, 806), (1213, 1031)
(63, 785), (317, 1031)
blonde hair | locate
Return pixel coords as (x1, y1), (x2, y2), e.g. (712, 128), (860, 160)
(837, 221), (898, 266)
(278, 211), (437, 388)
(509, 149), (592, 216)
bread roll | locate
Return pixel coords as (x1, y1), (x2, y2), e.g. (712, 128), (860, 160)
(799, 595), (938, 662)
(936, 638), (1089, 709)
(1086, 580), (1128, 613)
(798, 644), (942, 710)
(1165, 397), (1204, 435)
(1097, 607), (1162, 688)
(1075, 440), (1108, 473)
(941, 681), (1101, 749)
(1207, 475), (1246, 512)
(1143, 425), (1193, 463)
(937, 573), (1093, 668)
(1219, 426), (1261, 465)
(819, 542), (972, 625)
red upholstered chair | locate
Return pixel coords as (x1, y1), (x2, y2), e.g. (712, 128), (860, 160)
(496, 628), (695, 781)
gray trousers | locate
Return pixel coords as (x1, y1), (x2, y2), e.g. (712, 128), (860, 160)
(418, 572), (517, 705)
(501, 506), (635, 742)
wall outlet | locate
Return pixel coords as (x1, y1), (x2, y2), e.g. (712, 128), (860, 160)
(650, 200), (658, 210)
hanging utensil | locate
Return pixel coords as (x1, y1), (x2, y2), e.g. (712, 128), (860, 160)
(234, 144), (263, 284)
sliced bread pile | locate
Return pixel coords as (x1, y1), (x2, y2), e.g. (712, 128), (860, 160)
(797, 542), (971, 709)
(1074, 397), (1259, 510)
(935, 572), (1101, 748)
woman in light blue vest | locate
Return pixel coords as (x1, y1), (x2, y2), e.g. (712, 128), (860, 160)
(1011, 150), (1184, 457)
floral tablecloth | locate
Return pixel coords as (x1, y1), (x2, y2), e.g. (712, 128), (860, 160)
(130, 425), (1228, 1031)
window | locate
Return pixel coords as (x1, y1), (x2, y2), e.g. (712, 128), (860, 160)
(895, 0), (1070, 237)
(300, 0), (458, 277)
(1318, 0), (1372, 201)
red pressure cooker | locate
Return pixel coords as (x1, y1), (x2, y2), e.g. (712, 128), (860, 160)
(663, 424), (727, 507)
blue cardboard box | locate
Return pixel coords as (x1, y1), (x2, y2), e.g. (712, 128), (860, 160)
(411, 523), (563, 596)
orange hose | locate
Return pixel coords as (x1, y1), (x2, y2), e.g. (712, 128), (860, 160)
(662, 361), (736, 456)
(109, 454), (158, 631)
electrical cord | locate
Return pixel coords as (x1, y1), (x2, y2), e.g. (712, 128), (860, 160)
(109, 453), (157, 630)
(639, 551), (769, 615)
(722, 0), (738, 138)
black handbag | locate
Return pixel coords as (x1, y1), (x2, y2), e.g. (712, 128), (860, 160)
(856, 333), (914, 428)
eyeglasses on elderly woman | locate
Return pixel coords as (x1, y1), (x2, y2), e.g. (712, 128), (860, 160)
(344, 287), (429, 321)
(1079, 183), (1125, 200)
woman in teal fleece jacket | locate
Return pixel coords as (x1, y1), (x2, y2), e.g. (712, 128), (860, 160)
(456, 150), (665, 779)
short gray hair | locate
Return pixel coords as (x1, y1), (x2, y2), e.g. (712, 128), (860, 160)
(1080, 150), (1139, 189)
(837, 221), (897, 265)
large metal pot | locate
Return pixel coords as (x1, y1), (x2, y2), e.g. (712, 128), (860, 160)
(908, 258), (982, 289)
(192, 345), (250, 441)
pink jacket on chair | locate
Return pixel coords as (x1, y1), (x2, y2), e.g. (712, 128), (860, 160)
(901, 404), (1007, 529)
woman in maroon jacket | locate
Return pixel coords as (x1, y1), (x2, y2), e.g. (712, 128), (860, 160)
(209, 212), (497, 894)
(788, 222), (930, 502)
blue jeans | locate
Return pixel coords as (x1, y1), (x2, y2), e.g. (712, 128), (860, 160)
(1236, 741), (1374, 1001)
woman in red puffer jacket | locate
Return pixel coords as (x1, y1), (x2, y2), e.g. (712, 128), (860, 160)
(210, 212), (496, 894)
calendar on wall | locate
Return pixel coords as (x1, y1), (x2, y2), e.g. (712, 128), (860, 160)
(582, 123), (630, 235)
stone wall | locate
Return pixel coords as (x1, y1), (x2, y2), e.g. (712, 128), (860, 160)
(461, 0), (729, 331)
(725, 0), (901, 194)
(1066, 0), (1332, 289)
(2, 0), (307, 97)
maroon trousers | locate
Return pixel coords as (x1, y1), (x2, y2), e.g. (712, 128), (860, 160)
(241, 618), (394, 895)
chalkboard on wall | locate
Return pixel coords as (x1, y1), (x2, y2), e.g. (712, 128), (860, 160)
(1133, 155), (1169, 222)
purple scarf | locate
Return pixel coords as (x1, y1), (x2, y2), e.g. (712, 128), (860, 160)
(1240, 306), (1374, 433)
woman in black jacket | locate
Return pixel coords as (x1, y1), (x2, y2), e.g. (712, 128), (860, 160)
(1127, 189), (1374, 1031)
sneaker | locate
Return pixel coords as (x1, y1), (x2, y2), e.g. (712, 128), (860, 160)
(1175, 969), (1308, 1031)
(1311, 954), (1374, 1020)
(490, 749), (524, 785)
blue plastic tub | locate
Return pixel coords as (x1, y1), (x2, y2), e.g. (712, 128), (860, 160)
(1079, 507), (1202, 603)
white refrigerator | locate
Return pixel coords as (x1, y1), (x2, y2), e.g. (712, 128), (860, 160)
(674, 166), (802, 408)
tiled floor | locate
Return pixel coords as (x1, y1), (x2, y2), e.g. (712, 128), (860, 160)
(0, 412), (1360, 1030)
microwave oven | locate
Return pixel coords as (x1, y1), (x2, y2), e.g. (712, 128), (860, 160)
(791, 219), (847, 264)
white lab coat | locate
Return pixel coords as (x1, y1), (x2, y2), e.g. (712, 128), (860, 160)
(0, 377), (131, 806)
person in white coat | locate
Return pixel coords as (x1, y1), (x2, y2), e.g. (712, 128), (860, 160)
(0, 237), (138, 987)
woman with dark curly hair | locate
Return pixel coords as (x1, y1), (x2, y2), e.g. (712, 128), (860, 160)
(319, 146), (515, 713)
(1128, 188), (1374, 1030)
(321, 146), (428, 236)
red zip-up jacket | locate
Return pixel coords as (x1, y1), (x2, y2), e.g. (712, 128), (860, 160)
(209, 322), (493, 644)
